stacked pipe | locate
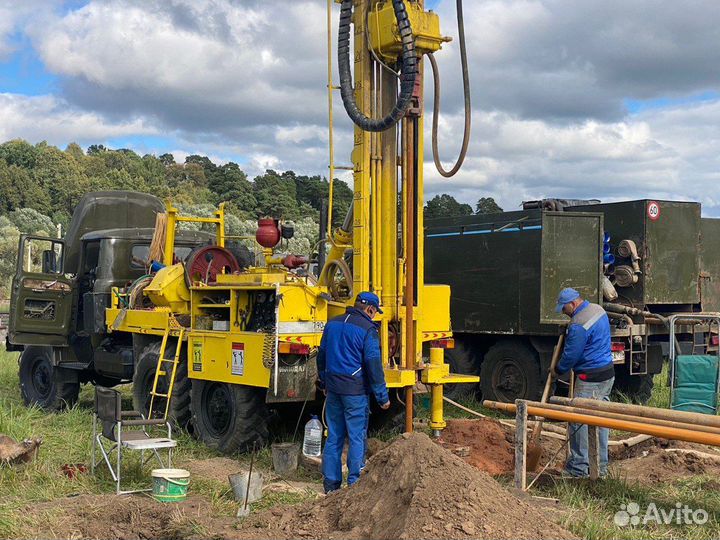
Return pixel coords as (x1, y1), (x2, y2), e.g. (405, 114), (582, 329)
(483, 397), (720, 447)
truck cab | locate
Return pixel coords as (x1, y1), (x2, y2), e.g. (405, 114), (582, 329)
(8, 192), (213, 410)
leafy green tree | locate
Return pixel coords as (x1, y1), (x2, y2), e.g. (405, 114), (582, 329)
(159, 153), (176, 166)
(330, 179), (353, 228)
(0, 216), (20, 299)
(65, 142), (85, 161)
(253, 170), (300, 219)
(475, 197), (503, 215)
(210, 162), (257, 215)
(0, 162), (51, 215)
(33, 143), (91, 216)
(7, 208), (55, 236)
(87, 144), (108, 156)
(425, 194), (473, 220)
(0, 139), (40, 168)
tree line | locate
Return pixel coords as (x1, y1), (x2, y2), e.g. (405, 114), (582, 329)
(0, 139), (500, 298)
(0, 140), (354, 230)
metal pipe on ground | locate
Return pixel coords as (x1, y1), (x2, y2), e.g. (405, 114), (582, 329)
(483, 400), (720, 447)
(550, 396), (720, 430)
(527, 400), (720, 436)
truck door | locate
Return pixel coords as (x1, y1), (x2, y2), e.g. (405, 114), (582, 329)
(539, 212), (604, 324)
(9, 235), (74, 345)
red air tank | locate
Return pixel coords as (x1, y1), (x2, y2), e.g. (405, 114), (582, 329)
(256, 218), (281, 248)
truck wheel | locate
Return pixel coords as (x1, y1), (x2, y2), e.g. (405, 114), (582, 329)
(612, 365), (654, 404)
(444, 338), (480, 399)
(133, 341), (192, 429)
(19, 346), (79, 410)
(480, 341), (542, 403)
(191, 381), (268, 454)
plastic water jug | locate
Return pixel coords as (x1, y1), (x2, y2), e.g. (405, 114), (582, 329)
(302, 415), (322, 457)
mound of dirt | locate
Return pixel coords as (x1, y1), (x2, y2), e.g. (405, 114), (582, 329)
(18, 434), (574, 540)
(246, 432), (576, 539)
(614, 446), (720, 484)
(437, 419), (515, 475)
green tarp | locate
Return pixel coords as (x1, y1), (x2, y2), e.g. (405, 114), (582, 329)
(671, 354), (719, 414)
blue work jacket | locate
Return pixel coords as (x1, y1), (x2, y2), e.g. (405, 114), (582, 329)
(317, 307), (389, 405)
(556, 301), (613, 375)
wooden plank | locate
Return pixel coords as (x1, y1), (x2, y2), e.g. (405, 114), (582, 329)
(514, 400), (528, 490)
(588, 425), (600, 480)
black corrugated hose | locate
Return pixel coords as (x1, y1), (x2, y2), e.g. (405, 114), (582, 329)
(429, 0), (471, 177)
(338, 0), (417, 132)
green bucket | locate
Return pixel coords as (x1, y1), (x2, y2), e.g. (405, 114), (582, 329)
(151, 468), (190, 503)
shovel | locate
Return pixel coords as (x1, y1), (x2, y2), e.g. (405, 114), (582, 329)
(526, 333), (565, 471)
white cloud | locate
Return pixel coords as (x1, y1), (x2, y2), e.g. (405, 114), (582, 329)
(0, 0), (716, 216)
(0, 1), (58, 59)
(425, 99), (720, 214)
(0, 92), (155, 144)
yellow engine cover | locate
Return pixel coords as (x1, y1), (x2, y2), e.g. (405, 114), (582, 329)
(144, 264), (191, 314)
(369, 1), (446, 61)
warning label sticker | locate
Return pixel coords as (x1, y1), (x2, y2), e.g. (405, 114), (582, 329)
(231, 343), (245, 376)
(192, 341), (203, 372)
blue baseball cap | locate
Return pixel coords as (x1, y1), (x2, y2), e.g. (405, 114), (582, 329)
(356, 291), (383, 314)
(555, 287), (580, 313)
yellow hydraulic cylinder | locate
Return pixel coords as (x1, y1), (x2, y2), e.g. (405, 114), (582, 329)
(429, 347), (446, 434)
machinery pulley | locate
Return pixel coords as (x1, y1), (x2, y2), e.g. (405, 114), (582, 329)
(185, 246), (240, 285)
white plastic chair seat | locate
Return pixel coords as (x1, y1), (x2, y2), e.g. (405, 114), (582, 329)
(121, 438), (177, 451)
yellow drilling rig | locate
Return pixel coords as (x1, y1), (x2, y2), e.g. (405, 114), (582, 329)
(101, 0), (476, 453)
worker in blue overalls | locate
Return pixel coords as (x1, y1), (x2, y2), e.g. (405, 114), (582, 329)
(317, 291), (390, 493)
(552, 287), (615, 478)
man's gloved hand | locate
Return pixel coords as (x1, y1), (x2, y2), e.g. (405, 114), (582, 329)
(380, 401), (391, 410)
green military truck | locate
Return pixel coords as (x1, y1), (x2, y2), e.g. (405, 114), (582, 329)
(426, 199), (720, 404)
(7, 191), (212, 414)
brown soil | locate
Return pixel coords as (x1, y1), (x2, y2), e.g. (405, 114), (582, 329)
(243, 432), (576, 540)
(21, 494), (238, 540)
(181, 456), (242, 484)
(436, 418), (515, 475)
(612, 438), (720, 484)
(19, 434), (574, 540)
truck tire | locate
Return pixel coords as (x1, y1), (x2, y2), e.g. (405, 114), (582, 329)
(444, 338), (480, 399)
(133, 341), (192, 429)
(191, 381), (268, 454)
(480, 340), (543, 403)
(612, 365), (654, 404)
(19, 346), (79, 411)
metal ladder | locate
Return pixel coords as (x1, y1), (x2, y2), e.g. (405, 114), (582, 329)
(148, 326), (185, 420)
(692, 326), (708, 355)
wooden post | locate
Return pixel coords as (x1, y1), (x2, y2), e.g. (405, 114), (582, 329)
(588, 425), (600, 480)
(514, 400), (528, 490)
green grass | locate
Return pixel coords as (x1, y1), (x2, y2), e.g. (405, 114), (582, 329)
(526, 367), (720, 539)
(3, 349), (720, 540)
(0, 349), (313, 538)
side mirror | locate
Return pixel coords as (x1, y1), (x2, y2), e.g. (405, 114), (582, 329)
(42, 250), (57, 273)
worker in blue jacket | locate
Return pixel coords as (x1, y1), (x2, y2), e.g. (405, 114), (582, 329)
(317, 291), (390, 493)
(551, 288), (615, 478)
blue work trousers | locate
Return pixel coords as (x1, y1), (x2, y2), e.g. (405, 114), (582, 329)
(565, 376), (615, 477)
(321, 391), (370, 493)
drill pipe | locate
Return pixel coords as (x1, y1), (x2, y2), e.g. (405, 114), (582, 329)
(549, 396), (720, 430)
(529, 400), (720, 436)
(483, 400), (720, 447)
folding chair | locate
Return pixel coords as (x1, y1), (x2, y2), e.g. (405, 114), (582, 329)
(669, 314), (720, 414)
(91, 386), (177, 494)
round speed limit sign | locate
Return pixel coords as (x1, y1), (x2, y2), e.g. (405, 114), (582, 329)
(647, 201), (660, 221)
